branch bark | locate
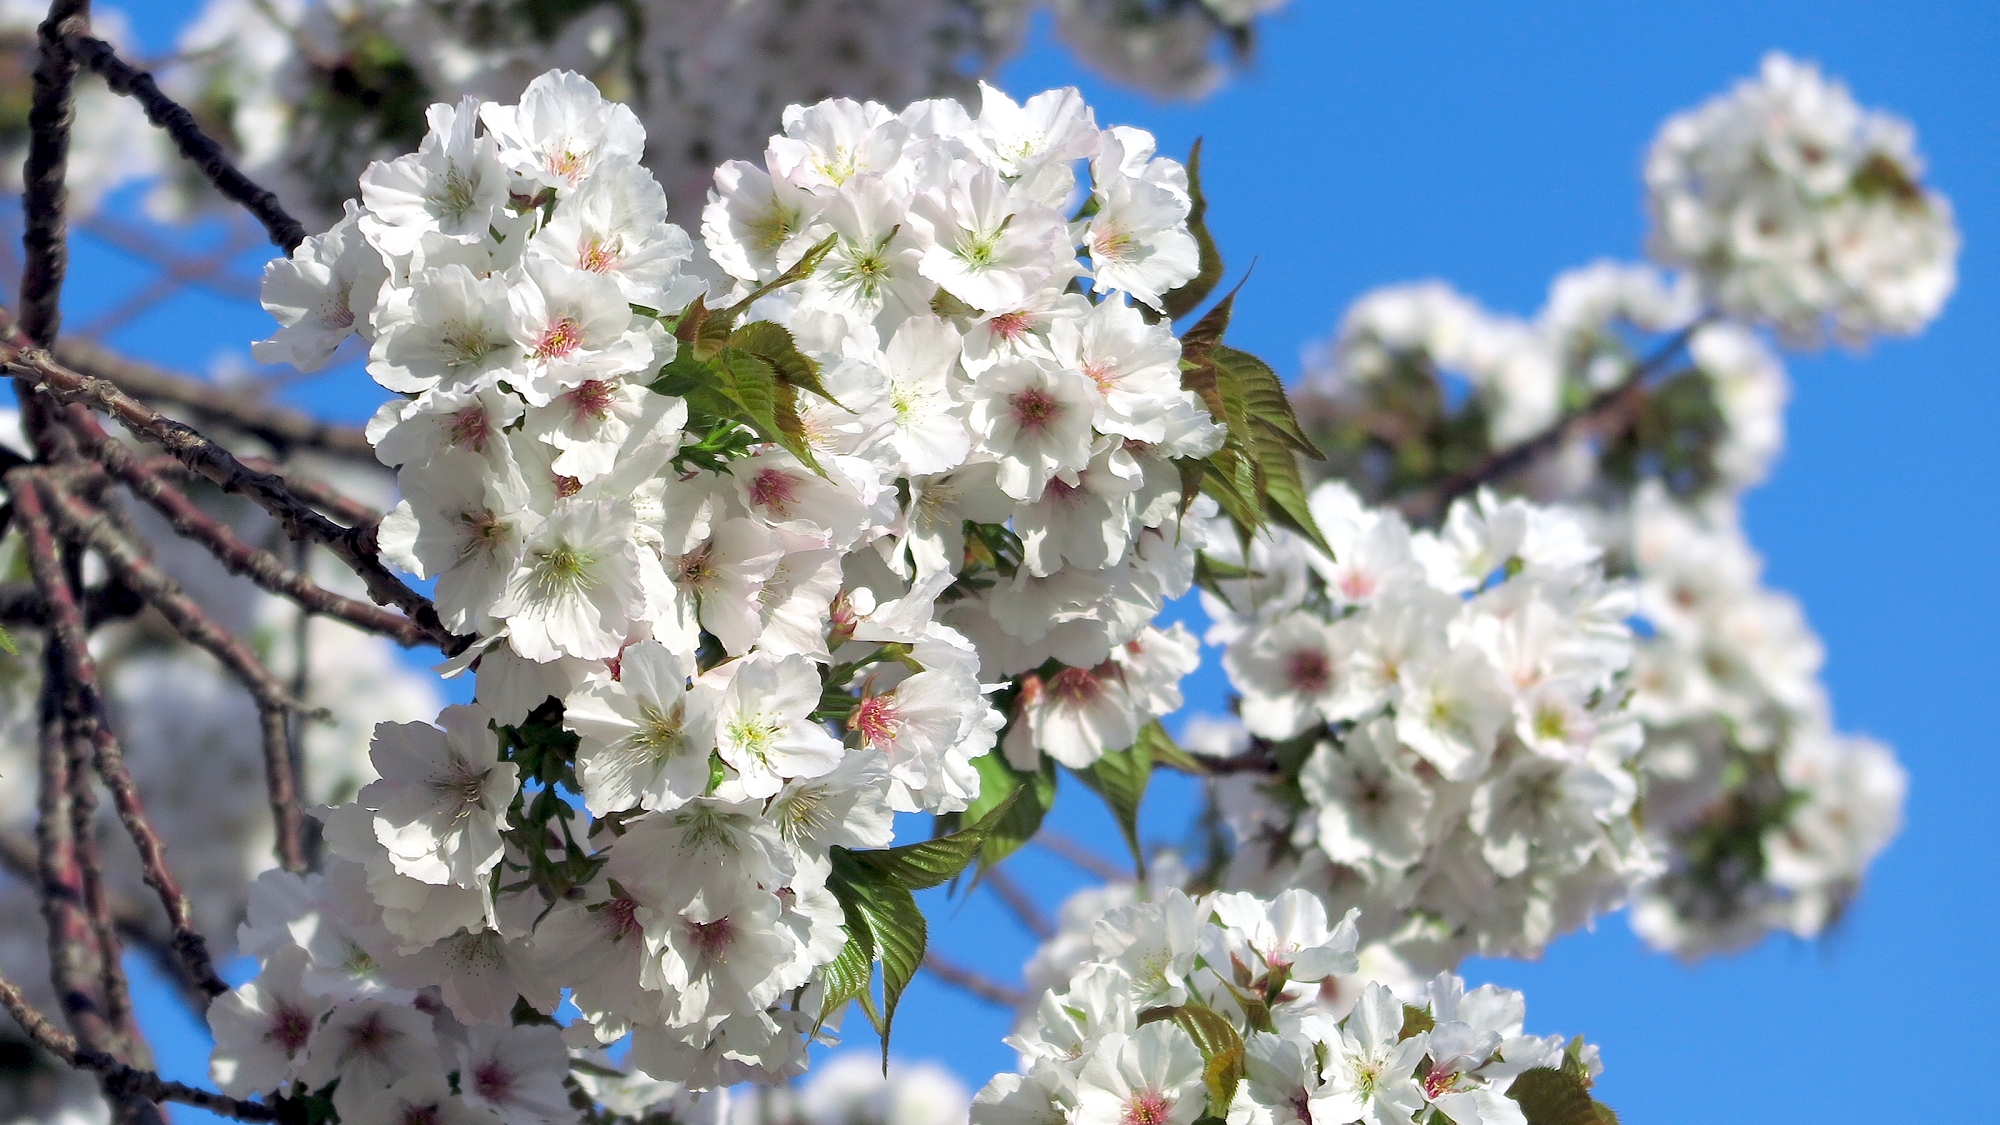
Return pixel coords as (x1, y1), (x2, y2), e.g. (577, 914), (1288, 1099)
(920, 952), (1026, 1008)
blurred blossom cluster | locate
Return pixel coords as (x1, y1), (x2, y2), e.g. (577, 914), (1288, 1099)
(1282, 51), (1933, 964)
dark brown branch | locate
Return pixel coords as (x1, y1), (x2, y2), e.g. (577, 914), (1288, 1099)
(61, 32), (303, 253)
(983, 867), (1053, 940)
(0, 337), (459, 650)
(91, 440), (426, 646)
(59, 33), (304, 252)
(66, 729), (143, 1061)
(53, 337), (377, 461)
(17, 0), (90, 345)
(41, 481), (315, 872)
(920, 952), (1025, 1008)
(0, 972), (276, 1120)
(239, 456), (385, 525)
(11, 474), (231, 1002)
(1395, 321), (1708, 524)
(33, 642), (118, 1054)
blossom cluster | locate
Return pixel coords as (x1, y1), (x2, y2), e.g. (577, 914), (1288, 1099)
(1299, 262), (1785, 504)
(1646, 52), (1958, 345)
(1284, 52), (1933, 964)
(227, 69), (1222, 1109)
(128, 0), (1283, 230)
(983, 885), (1609, 1125)
(1194, 481), (1656, 969)
(1617, 486), (1905, 956)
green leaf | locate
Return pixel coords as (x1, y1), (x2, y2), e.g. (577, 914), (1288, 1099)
(1074, 725), (1157, 877)
(730, 319), (845, 408)
(815, 932), (875, 1031)
(1252, 427), (1331, 557)
(948, 751), (1057, 873)
(1160, 138), (1222, 322)
(1216, 344), (1323, 460)
(0, 622), (16, 657)
(1507, 1067), (1612, 1125)
(825, 849), (926, 1066)
(1398, 1004), (1434, 1040)
(1138, 720), (1209, 777)
(1137, 1004), (1246, 1116)
(839, 784), (1024, 891)
(671, 292), (733, 360)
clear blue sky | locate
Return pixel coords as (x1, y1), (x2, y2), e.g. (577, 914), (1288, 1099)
(83, 3), (1999, 1123)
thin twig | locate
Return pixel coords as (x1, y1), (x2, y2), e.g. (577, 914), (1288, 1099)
(1032, 830), (1130, 882)
(70, 224), (261, 339)
(1, 335), (459, 650)
(41, 480), (315, 872)
(34, 645), (118, 1053)
(12, 473), (231, 1002)
(61, 32), (304, 252)
(1395, 321), (1707, 524)
(983, 867), (1053, 940)
(79, 212), (261, 302)
(53, 336), (377, 461)
(0, 972), (276, 1120)
(920, 952), (1026, 1008)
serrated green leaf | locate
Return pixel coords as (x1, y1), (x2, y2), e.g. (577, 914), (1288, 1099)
(1253, 428), (1331, 557)
(1399, 1004), (1434, 1040)
(948, 751), (1057, 873)
(671, 292), (732, 360)
(1201, 452), (1262, 537)
(1075, 727), (1155, 878)
(0, 622), (16, 657)
(825, 849), (926, 1066)
(1137, 1003), (1246, 1116)
(730, 320), (846, 409)
(1507, 1067), (1606, 1125)
(1160, 138), (1221, 322)
(1215, 344), (1322, 460)
(838, 784), (1024, 891)
(815, 932), (874, 1033)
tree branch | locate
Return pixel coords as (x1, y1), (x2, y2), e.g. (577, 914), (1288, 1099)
(58, 32), (304, 252)
(920, 952), (1025, 1008)
(11, 472), (231, 1003)
(0, 971), (275, 1120)
(0, 335), (460, 650)
(1032, 830), (1130, 882)
(53, 336), (377, 461)
(17, 0), (90, 346)
(983, 866), (1053, 940)
(1394, 321), (1707, 524)
(40, 480), (316, 872)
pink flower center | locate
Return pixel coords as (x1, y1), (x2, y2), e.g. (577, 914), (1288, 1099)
(548, 148), (587, 185)
(686, 916), (736, 960)
(578, 236), (619, 272)
(988, 310), (1032, 340)
(854, 694), (902, 747)
(448, 406), (492, 452)
(397, 1106), (443, 1125)
(1083, 359), (1115, 389)
(1122, 1090), (1172, 1125)
(600, 896), (644, 940)
(1047, 665), (1105, 706)
(1423, 1067), (1459, 1100)
(1009, 387), (1062, 434)
(534, 316), (585, 360)
(566, 379), (617, 422)
(474, 1060), (515, 1102)
(269, 1005), (314, 1055)
(1286, 648), (1332, 694)
(1337, 568), (1377, 601)
(749, 467), (803, 516)
(554, 474), (583, 499)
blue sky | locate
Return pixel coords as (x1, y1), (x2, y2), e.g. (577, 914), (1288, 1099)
(83, 3), (2000, 1123)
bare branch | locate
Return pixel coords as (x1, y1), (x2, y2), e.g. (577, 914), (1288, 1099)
(1032, 830), (1130, 882)
(79, 212), (261, 302)
(983, 866), (1053, 940)
(0, 972), (276, 1120)
(920, 952), (1026, 1008)
(0, 335), (461, 650)
(1394, 321), (1707, 524)
(53, 336), (378, 461)
(60, 32), (304, 252)
(11, 473), (231, 1002)
(41, 480), (315, 872)
(17, 0), (90, 345)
